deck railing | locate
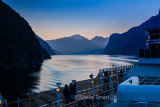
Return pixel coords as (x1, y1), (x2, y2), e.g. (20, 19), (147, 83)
(3, 64), (135, 107)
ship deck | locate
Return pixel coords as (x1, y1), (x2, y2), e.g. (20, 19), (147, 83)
(104, 76), (160, 107)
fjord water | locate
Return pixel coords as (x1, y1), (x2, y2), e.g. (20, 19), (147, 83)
(32, 55), (137, 92)
(0, 55), (137, 99)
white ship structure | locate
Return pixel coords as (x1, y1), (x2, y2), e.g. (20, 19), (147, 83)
(139, 27), (160, 64)
(105, 27), (160, 107)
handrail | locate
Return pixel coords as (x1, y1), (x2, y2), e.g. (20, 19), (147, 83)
(6, 64), (134, 107)
(61, 88), (115, 107)
(100, 64), (135, 72)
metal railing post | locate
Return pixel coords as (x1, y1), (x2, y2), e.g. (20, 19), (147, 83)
(76, 101), (78, 107)
(38, 93), (40, 107)
(5, 100), (7, 107)
(98, 94), (99, 107)
(86, 80), (87, 92)
(55, 89), (57, 102)
(125, 69), (127, 80)
(48, 91), (50, 107)
(123, 69), (125, 81)
(26, 92), (33, 107)
(100, 69), (104, 92)
(29, 93), (30, 107)
(84, 99), (86, 107)
(109, 68), (112, 103)
(18, 97), (19, 107)
(105, 69), (107, 90)
(116, 68), (119, 87)
(56, 83), (61, 107)
(112, 81), (114, 102)
(89, 73), (95, 107)
(92, 79), (94, 107)
(109, 68), (111, 89)
(103, 88), (106, 105)
(81, 82), (83, 94)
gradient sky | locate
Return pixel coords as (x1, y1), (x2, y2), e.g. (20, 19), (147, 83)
(3, 0), (160, 40)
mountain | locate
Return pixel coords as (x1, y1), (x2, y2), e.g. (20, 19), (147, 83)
(0, 1), (51, 69)
(103, 10), (160, 55)
(36, 35), (55, 55)
(91, 36), (109, 47)
(47, 35), (108, 55)
(70, 34), (88, 41)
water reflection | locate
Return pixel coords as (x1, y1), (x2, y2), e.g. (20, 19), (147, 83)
(0, 65), (41, 100)
(0, 55), (138, 100)
(35, 55), (138, 91)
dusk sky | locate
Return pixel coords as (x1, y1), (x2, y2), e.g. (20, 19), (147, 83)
(3, 0), (160, 40)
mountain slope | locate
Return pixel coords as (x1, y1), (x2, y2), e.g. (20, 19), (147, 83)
(0, 1), (51, 69)
(47, 35), (108, 55)
(103, 11), (160, 55)
(70, 34), (88, 41)
(36, 35), (55, 55)
(91, 36), (109, 47)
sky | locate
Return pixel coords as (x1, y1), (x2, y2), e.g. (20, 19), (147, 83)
(3, 0), (160, 40)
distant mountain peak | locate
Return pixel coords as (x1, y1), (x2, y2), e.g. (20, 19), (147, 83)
(91, 36), (108, 41)
(94, 36), (102, 38)
(70, 34), (88, 40)
(91, 36), (109, 47)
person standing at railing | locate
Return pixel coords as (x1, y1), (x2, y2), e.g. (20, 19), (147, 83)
(69, 82), (76, 102)
(63, 85), (70, 104)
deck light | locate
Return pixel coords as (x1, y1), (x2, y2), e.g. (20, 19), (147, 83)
(0, 100), (1, 104)
(56, 88), (60, 92)
(91, 81), (94, 84)
(103, 74), (104, 76)
(89, 74), (95, 78)
(125, 70), (126, 72)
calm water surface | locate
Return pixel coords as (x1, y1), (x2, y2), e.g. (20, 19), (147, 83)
(32, 55), (138, 92)
(0, 55), (137, 99)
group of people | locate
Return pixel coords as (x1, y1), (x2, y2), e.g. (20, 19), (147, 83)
(63, 82), (77, 103)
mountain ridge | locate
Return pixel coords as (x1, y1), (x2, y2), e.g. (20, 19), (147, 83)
(70, 34), (88, 41)
(103, 10), (160, 55)
(91, 36), (109, 47)
(36, 35), (55, 55)
(47, 35), (108, 55)
(0, 1), (51, 69)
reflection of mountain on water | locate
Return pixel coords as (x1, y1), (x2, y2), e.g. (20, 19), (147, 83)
(0, 65), (41, 101)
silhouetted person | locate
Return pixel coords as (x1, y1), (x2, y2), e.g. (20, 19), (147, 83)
(69, 82), (76, 101)
(63, 84), (70, 103)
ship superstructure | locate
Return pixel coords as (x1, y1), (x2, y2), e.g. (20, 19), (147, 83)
(104, 27), (160, 107)
(139, 28), (160, 64)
